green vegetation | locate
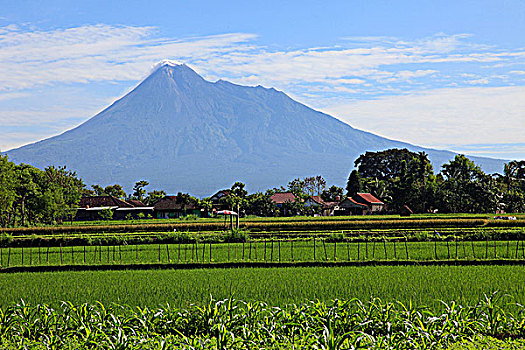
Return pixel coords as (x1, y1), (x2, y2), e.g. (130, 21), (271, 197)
(1, 266), (524, 309)
(1, 239), (525, 268)
(0, 292), (524, 349)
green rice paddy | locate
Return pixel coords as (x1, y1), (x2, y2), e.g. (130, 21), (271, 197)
(1, 265), (524, 311)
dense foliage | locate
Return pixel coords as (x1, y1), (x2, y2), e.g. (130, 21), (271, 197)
(351, 149), (525, 214)
(0, 155), (84, 227)
(0, 294), (523, 349)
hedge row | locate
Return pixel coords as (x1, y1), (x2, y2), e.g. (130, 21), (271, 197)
(2, 218), (512, 236)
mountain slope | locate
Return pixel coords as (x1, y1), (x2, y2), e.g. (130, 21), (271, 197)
(7, 63), (505, 196)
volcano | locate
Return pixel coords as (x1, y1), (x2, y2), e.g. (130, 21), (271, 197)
(7, 62), (505, 196)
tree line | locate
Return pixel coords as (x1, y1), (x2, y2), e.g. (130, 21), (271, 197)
(1, 149), (524, 227)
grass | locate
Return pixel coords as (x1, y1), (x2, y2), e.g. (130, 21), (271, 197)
(1, 265), (524, 310)
(1, 239), (524, 267)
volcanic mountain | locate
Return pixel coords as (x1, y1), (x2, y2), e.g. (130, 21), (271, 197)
(7, 62), (505, 196)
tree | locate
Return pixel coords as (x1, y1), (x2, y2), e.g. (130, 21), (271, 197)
(321, 185), (344, 202)
(228, 182), (248, 228)
(0, 155), (17, 227)
(104, 184), (126, 199)
(438, 155), (497, 213)
(353, 149), (436, 212)
(145, 190), (166, 205)
(246, 191), (277, 217)
(99, 208), (113, 221)
(132, 180), (149, 201)
(14, 164), (40, 226)
(40, 166), (84, 224)
(346, 170), (361, 197)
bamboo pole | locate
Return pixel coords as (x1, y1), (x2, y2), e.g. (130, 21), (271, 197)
(405, 238), (409, 260)
(322, 239), (327, 261)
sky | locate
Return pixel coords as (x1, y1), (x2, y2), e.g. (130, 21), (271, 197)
(1, 0), (524, 160)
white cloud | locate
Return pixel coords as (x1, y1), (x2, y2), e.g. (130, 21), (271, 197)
(0, 24), (524, 157)
(323, 86), (525, 151)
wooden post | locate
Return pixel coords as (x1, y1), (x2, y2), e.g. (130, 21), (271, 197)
(59, 244), (63, 265)
(333, 241), (337, 261)
(522, 240), (524, 258)
(434, 240), (437, 260)
(113, 245), (116, 261)
(201, 242), (205, 262)
(365, 239), (368, 259)
(242, 242), (245, 260)
(209, 242), (212, 262)
(515, 239), (519, 258)
(271, 240), (274, 261)
(178, 242), (180, 262)
(83, 245), (86, 264)
(0, 247), (2, 267)
(494, 240), (497, 258)
(228, 242), (231, 261)
(322, 239), (328, 261)
(393, 240), (397, 259)
(71, 245), (74, 264)
(346, 239), (350, 261)
(21, 246), (24, 265)
(462, 240), (466, 259)
(29, 246), (32, 266)
(405, 238), (409, 260)
(7, 247), (11, 267)
(248, 241), (252, 260)
(291, 240), (294, 262)
(278, 240), (281, 262)
(118, 245), (122, 261)
(166, 244), (170, 262)
(107, 245), (110, 263)
(485, 237), (489, 259)
(446, 240), (450, 260)
(372, 240), (376, 259)
(471, 240), (476, 259)
(507, 240), (510, 259)
(455, 238), (458, 260)
(264, 241), (266, 261)
(313, 237), (316, 261)
(47, 245), (50, 264)
(158, 244), (161, 262)
(357, 241), (360, 260)
(383, 239), (388, 259)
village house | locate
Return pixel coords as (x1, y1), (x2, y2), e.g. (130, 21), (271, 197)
(153, 195), (201, 219)
(336, 193), (385, 215)
(75, 196), (154, 221)
(209, 190), (231, 211)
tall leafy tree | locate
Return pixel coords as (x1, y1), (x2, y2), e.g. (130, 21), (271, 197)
(132, 180), (149, 201)
(0, 155), (17, 227)
(438, 155), (497, 213)
(346, 170), (361, 197)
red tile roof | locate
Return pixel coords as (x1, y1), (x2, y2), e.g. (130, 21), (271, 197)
(270, 192), (296, 204)
(126, 199), (146, 207)
(347, 197), (369, 208)
(355, 193), (384, 205)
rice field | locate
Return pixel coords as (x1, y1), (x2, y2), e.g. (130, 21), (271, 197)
(1, 239), (524, 268)
(1, 265), (524, 310)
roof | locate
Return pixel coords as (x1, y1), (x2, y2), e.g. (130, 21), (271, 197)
(309, 196), (339, 208)
(270, 192), (296, 204)
(126, 199), (146, 207)
(210, 190), (230, 201)
(79, 196), (133, 209)
(355, 193), (384, 205)
(339, 197), (368, 208)
(153, 196), (198, 210)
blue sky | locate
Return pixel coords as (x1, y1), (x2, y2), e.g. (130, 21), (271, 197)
(1, 0), (524, 159)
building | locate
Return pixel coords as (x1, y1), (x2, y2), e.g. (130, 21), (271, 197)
(335, 193), (385, 215)
(153, 196), (201, 219)
(75, 196), (154, 221)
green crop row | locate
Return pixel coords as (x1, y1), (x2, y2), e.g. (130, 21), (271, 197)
(1, 240), (524, 268)
(6, 218), (522, 236)
(0, 291), (523, 349)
